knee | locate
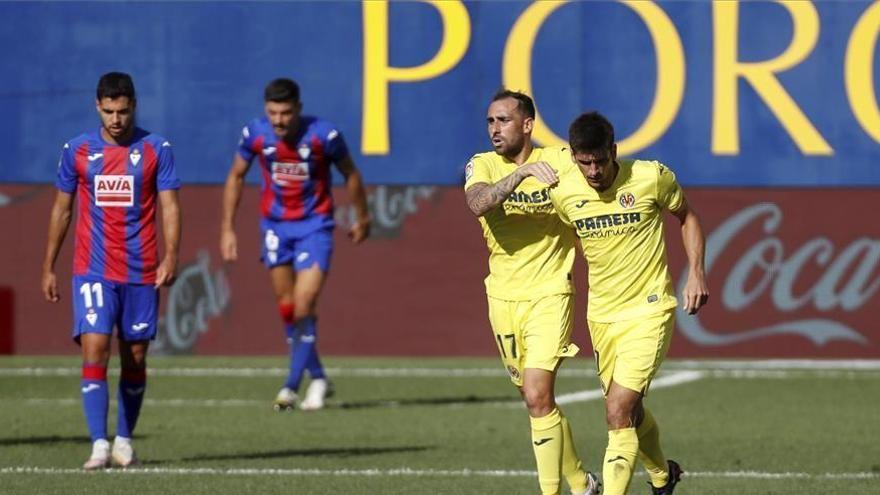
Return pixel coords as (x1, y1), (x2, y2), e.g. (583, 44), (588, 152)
(522, 385), (554, 417)
(83, 352), (110, 367)
(82, 345), (110, 366)
(119, 345), (149, 370)
(294, 292), (319, 316)
(605, 400), (636, 430)
(126, 353), (148, 370)
(121, 357), (147, 371)
(120, 366), (147, 383)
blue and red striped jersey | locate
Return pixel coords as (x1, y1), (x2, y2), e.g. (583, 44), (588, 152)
(55, 127), (181, 285)
(237, 116), (348, 228)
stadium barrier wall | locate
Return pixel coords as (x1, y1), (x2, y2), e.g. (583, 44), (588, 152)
(2, 184), (877, 358)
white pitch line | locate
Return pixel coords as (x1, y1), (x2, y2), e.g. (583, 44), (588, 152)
(668, 359), (880, 370)
(15, 398), (263, 407)
(496, 370), (705, 409)
(702, 369), (880, 379)
(686, 470), (880, 480)
(555, 370), (705, 405)
(10, 366), (870, 409)
(1, 466), (878, 481)
(6, 371), (702, 410)
(2, 360), (880, 378)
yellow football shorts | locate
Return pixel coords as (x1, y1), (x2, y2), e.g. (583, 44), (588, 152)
(588, 309), (675, 396)
(487, 294), (580, 387)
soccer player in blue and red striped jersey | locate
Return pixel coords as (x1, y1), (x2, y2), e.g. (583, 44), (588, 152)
(41, 72), (181, 469)
(220, 78), (370, 411)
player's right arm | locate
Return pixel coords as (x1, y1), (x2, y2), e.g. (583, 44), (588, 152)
(464, 161), (559, 217)
(221, 124), (258, 262)
(42, 191), (73, 302)
(220, 153), (251, 262)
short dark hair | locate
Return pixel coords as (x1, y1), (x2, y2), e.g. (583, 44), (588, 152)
(96, 72), (136, 101)
(264, 78), (300, 103)
(491, 89), (535, 120)
(568, 111), (615, 153)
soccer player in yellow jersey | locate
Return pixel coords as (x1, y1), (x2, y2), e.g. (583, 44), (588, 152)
(464, 90), (599, 495)
(549, 111), (709, 495)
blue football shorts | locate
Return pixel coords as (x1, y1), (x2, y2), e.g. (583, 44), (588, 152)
(259, 219), (334, 273)
(71, 275), (158, 343)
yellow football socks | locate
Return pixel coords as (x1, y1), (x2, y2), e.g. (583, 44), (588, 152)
(637, 407), (669, 488)
(530, 407), (564, 495)
(560, 413), (590, 494)
(603, 427), (638, 495)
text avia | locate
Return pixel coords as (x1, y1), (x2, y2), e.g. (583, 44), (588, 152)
(94, 175), (135, 207)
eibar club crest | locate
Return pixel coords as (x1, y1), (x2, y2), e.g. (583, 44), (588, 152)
(619, 192), (636, 209)
(129, 148), (141, 166)
(85, 309), (98, 326)
(298, 145), (311, 160)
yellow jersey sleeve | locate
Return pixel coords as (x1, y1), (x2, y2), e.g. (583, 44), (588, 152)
(654, 161), (684, 212)
(464, 154), (493, 191)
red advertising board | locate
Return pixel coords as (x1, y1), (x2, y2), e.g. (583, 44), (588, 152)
(1, 185), (876, 358)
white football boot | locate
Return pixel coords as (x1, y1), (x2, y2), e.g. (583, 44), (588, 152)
(82, 439), (110, 470)
(273, 387), (298, 411)
(572, 472), (602, 495)
(298, 378), (332, 411)
(111, 436), (138, 467)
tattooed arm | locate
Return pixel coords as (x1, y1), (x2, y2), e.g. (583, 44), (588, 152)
(465, 161), (559, 217)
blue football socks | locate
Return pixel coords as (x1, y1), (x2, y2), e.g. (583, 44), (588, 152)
(117, 367), (147, 438)
(284, 316), (320, 390)
(81, 364), (109, 442)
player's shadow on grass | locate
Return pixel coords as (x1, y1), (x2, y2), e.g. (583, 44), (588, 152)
(179, 445), (433, 463)
(334, 394), (516, 410)
(0, 434), (152, 447)
(0, 435), (92, 447)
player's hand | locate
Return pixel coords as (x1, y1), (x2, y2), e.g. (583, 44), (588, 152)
(682, 272), (709, 315)
(154, 255), (178, 289)
(42, 269), (59, 303)
(220, 229), (238, 262)
(349, 217), (371, 244)
(520, 161), (559, 186)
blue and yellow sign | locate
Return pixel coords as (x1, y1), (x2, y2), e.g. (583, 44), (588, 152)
(1, 1), (877, 185)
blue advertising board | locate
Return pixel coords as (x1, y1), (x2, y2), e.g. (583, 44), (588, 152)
(0, 1), (878, 186)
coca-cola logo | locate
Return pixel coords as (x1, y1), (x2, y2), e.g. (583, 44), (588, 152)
(677, 203), (877, 346)
(336, 185), (437, 239)
(154, 250), (231, 354)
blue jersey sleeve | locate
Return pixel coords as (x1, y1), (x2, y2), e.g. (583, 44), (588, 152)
(55, 142), (77, 194)
(237, 124), (258, 162)
(156, 140), (182, 191)
(324, 127), (349, 163)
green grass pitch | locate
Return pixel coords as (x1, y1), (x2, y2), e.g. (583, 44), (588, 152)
(1, 356), (878, 494)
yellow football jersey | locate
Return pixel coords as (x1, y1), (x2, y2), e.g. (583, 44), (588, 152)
(550, 156), (683, 322)
(464, 147), (575, 301)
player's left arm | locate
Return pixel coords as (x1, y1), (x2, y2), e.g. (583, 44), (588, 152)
(334, 155), (371, 244)
(155, 189), (181, 288)
(670, 196), (709, 314)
